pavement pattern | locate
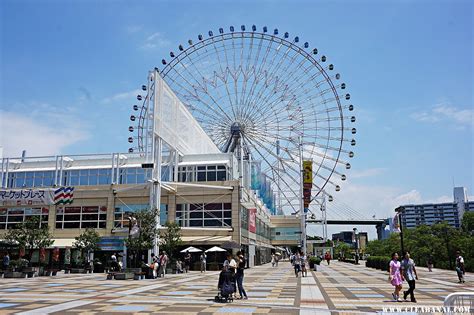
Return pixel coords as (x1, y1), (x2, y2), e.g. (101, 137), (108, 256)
(0, 260), (472, 314)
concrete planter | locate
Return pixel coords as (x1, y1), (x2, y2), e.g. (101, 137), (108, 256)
(4, 272), (27, 278)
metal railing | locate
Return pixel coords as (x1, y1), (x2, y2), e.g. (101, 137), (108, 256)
(443, 292), (474, 314)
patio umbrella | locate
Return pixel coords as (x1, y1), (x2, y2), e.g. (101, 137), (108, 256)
(205, 246), (227, 267)
(205, 246), (226, 253)
(180, 246), (202, 253)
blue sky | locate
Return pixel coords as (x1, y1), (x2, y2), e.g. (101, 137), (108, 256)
(1, 0), (472, 237)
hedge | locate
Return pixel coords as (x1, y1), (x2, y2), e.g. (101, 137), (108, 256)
(366, 256), (391, 271)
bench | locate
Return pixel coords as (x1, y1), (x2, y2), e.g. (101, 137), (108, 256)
(70, 268), (87, 274)
(114, 272), (134, 280)
(133, 271), (147, 280)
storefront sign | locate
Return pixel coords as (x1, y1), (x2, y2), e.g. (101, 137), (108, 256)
(0, 189), (55, 206)
(248, 208), (257, 233)
(303, 160), (313, 208)
(98, 237), (124, 251)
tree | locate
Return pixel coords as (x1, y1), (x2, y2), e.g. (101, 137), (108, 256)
(334, 241), (352, 260)
(461, 211), (474, 234)
(73, 228), (100, 263)
(4, 217), (53, 263)
(160, 221), (182, 260)
(125, 208), (159, 267)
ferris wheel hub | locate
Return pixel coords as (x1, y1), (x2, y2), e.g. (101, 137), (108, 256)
(230, 122), (245, 134)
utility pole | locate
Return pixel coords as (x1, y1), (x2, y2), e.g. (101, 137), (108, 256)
(299, 136), (306, 254)
(395, 206), (405, 256)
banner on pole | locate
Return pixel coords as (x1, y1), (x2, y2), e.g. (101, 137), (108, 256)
(391, 213), (401, 233)
(0, 188), (55, 206)
(248, 208), (257, 233)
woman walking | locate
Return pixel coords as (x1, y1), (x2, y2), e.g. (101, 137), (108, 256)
(389, 252), (403, 302)
(236, 251), (248, 299)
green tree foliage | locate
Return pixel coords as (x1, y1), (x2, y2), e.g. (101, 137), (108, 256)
(160, 221), (182, 260)
(334, 241), (352, 259)
(4, 216), (53, 262)
(125, 208), (159, 260)
(366, 214), (474, 272)
(461, 211), (474, 233)
(74, 228), (100, 261)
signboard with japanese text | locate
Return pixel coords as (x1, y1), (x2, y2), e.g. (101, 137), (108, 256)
(248, 208), (257, 233)
(303, 160), (313, 185)
(303, 160), (313, 208)
(0, 189), (55, 206)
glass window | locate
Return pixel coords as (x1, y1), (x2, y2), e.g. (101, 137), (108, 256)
(55, 206), (106, 229)
(197, 172), (206, 181)
(175, 203), (231, 228)
(217, 171), (226, 181)
(207, 172), (216, 181)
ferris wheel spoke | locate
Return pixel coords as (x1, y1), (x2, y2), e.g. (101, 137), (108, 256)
(243, 137), (300, 211)
(163, 66), (234, 123)
(146, 27), (357, 214)
(174, 47), (239, 122)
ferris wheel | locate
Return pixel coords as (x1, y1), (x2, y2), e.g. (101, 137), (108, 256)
(128, 25), (356, 213)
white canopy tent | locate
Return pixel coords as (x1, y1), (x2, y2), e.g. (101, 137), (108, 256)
(180, 246), (202, 253)
(205, 246), (226, 253)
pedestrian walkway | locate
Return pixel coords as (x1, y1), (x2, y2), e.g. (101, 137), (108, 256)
(314, 260), (473, 313)
(0, 261), (471, 314)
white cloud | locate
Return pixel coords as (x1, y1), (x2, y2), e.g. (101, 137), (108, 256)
(410, 103), (473, 127)
(101, 89), (141, 104)
(350, 167), (386, 179)
(0, 109), (89, 157)
(140, 32), (170, 50)
(125, 25), (143, 34)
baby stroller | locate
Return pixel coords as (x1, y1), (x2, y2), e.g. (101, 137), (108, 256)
(215, 268), (235, 303)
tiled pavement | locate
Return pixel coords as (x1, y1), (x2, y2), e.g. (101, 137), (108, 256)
(314, 260), (473, 314)
(0, 261), (471, 314)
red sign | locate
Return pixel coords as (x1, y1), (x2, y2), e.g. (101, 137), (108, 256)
(248, 208), (256, 233)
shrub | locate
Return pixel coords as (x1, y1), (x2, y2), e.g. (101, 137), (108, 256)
(366, 256), (391, 271)
(309, 256), (321, 265)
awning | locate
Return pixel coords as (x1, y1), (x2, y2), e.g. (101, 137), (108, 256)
(51, 238), (76, 248)
(180, 235), (232, 244)
(178, 160), (229, 166)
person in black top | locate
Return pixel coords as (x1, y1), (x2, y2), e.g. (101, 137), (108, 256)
(184, 251), (191, 273)
(235, 251), (248, 299)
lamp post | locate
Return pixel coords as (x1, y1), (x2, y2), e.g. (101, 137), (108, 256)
(395, 206), (405, 256)
(353, 227), (359, 264)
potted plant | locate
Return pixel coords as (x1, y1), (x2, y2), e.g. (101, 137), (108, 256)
(308, 256), (321, 271)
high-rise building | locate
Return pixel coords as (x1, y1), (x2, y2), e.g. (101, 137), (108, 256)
(399, 187), (473, 229)
(454, 186), (468, 220)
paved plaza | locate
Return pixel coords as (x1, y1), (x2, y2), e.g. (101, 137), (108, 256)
(0, 261), (472, 314)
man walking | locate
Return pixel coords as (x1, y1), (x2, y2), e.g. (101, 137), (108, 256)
(184, 251), (191, 273)
(455, 251), (465, 283)
(401, 251), (418, 303)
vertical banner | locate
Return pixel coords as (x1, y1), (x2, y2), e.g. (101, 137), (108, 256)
(250, 161), (261, 191)
(248, 208), (257, 233)
(303, 160), (313, 208)
(392, 213), (401, 233)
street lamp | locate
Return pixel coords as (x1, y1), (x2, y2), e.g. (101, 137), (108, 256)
(353, 227), (359, 264)
(395, 206), (405, 256)
(127, 216), (138, 268)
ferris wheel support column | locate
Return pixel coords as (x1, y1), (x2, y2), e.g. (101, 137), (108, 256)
(150, 68), (162, 259)
(299, 136), (307, 254)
